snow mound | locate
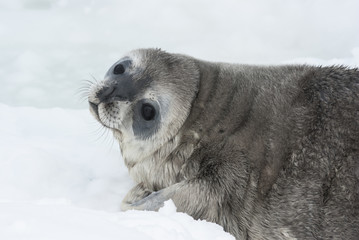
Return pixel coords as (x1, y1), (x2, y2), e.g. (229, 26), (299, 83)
(0, 104), (234, 240)
(0, 200), (233, 240)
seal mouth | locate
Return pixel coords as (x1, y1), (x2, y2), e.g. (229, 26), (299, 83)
(88, 101), (106, 127)
(89, 101), (99, 118)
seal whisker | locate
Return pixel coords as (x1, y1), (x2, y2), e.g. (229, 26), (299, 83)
(89, 74), (100, 85)
(92, 124), (110, 143)
(76, 78), (97, 103)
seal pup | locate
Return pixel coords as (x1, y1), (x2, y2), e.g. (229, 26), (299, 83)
(88, 48), (359, 239)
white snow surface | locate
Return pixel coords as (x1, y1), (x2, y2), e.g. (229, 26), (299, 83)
(0, 103), (234, 240)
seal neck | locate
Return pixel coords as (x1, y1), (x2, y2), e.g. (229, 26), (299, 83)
(182, 59), (221, 131)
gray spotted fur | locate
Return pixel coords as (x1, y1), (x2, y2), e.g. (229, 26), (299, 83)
(88, 49), (359, 239)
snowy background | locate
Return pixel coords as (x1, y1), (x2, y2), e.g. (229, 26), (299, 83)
(0, 0), (358, 239)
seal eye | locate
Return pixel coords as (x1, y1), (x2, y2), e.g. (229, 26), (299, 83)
(141, 104), (156, 121)
(113, 64), (125, 75)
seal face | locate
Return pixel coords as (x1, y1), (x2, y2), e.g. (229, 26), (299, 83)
(88, 49), (199, 186)
(88, 48), (359, 239)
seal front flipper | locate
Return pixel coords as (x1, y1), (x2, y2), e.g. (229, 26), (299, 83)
(123, 182), (180, 211)
(129, 189), (169, 211)
(121, 183), (152, 211)
(128, 177), (232, 227)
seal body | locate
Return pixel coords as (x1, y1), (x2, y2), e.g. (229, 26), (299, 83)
(88, 49), (359, 239)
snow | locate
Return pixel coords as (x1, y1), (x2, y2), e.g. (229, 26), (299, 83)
(0, 0), (358, 239)
(0, 104), (234, 239)
(0, 200), (231, 240)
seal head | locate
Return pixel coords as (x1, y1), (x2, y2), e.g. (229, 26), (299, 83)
(88, 49), (199, 180)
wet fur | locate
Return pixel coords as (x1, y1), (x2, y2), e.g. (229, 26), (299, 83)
(89, 49), (359, 239)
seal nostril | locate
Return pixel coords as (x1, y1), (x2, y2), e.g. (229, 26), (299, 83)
(97, 85), (117, 103)
(104, 86), (116, 96)
(114, 64), (125, 75)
